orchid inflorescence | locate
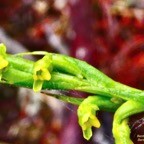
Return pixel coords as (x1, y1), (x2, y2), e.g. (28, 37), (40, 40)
(0, 43), (144, 144)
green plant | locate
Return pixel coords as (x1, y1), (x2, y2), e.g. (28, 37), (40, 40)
(0, 43), (144, 144)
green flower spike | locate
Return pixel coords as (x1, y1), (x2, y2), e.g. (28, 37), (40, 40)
(78, 101), (100, 140)
(33, 54), (53, 92)
(0, 43), (8, 80)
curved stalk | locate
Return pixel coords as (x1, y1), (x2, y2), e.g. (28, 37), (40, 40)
(113, 100), (144, 144)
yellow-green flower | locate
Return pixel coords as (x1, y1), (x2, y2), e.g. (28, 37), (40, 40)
(0, 43), (7, 56)
(33, 54), (53, 92)
(0, 56), (8, 70)
(0, 43), (9, 80)
(78, 102), (100, 140)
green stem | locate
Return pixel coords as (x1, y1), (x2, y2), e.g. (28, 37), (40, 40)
(2, 66), (90, 90)
(41, 92), (122, 112)
(79, 96), (123, 112)
(1, 53), (142, 105)
(112, 82), (144, 104)
(113, 100), (144, 144)
(41, 90), (83, 105)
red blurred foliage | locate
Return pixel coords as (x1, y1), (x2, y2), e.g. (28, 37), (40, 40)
(0, 0), (144, 144)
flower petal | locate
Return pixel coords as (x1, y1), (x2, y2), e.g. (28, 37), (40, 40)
(0, 43), (7, 56)
(41, 68), (51, 80)
(0, 44), (9, 81)
(90, 115), (101, 128)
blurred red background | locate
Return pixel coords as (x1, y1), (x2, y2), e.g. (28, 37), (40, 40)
(0, 0), (144, 144)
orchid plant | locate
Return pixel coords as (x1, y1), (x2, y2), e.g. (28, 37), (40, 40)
(0, 43), (144, 144)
